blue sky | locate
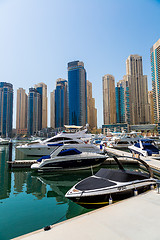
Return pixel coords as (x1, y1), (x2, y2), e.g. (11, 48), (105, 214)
(0, 0), (160, 128)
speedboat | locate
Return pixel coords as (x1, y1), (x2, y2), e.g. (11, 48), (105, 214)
(128, 139), (160, 159)
(31, 145), (107, 172)
(16, 130), (92, 156)
(65, 155), (156, 209)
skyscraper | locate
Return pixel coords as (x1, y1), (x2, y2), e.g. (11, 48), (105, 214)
(125, 55), (150, 125)
(34, 82), (48, 129)
(55, 78), (68, 128)
(150, 39), (160, 123)
(148, 91), (154, 124)
(68, 61), (87, 126)
(50, 90), (55, 129)
(28, 88), (41, 135)
(0, 82), (13, 137)
(115, 82), (125, 123)
(16, 88), (28, 134)
(87, 80), (97, 129)
(102, 74), (116, 124)
(116, 78), (130, 124)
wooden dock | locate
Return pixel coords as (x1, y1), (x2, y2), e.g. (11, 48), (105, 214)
(8, 160), (37, 168)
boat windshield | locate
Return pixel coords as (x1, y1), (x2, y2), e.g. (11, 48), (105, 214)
(58, 148), (82, 156)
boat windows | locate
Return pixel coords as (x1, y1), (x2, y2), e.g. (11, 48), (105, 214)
(58, 148), (82, 156)
(116, 141), (129, 145)
(46, 137), (72, 143)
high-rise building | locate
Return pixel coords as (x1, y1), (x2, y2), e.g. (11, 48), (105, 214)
(34, 82), (48, 129)
(116, 78), (130, 124)
(50, 90), (55, 129)
(28, 88), (41, 135)
(87, 80), (97, 129)
(102, 74), (116, 124)
(150, 39), (160, 123)
(125, 55), (150, 125)
(0, 82), (13, 137)
(148, 91), (154, 124)
(55, 78), (68, 128)
(16, 88), (28, 134)
(68, 61), (87, 126)
(115, 82), (125, 123)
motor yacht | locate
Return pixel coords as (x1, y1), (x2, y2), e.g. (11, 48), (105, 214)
(108, 133), (143, 149)
(31, 145), (107, 172)
(128, 139), (160, 159)
(65, 155), (156, 209)
(16, 130), (92, 156)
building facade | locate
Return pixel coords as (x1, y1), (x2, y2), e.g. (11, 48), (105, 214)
(16, 88), (28, 134)
(148, 90), (154, 124)
(150, 38), (160, 123)
(102, 74), (116, 124)
(34, 82), (48, 129)
(68, 61), (87, 126)
(55, 78), (68, 128)
(0, 82), (13, 137)
(50, 90), (55, 129)
(27, 88), (42, 135)
(115, 82), (125, 123)
(125, 55), (150, 125)
(87, 80), (97, 129)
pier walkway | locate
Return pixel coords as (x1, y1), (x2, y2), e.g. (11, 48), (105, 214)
(14, 189), (160, 240)
(105, 147), (160, 175)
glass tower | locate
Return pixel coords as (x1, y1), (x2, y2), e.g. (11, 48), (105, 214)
(28, 88), (41, 135)
(68, 61), (87, 126)
(0, 82), (13, 137)
(115, 85), (125, 123)
(150, 39), (160, 123)
(55, 78), (68, 128)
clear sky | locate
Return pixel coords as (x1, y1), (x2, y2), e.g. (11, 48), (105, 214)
(0, 0), (160, 128)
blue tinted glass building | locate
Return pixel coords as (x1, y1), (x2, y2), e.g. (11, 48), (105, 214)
(28, 88), (42, 135)
(68, 61), (87, 126)
(0, 82), (13, 137)
(55, 78), (68, 128)
(115, 86), (125, 123)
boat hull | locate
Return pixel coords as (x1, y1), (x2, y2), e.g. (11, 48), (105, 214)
(66, 180), (156, 209)
(31, 156), (106, 172)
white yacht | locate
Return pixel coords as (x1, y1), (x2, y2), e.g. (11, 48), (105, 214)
(108, 133), (143, 149)
(16, 130), (94, 156)
(128, 139), (160, 159)
(31, 145), (107, 171)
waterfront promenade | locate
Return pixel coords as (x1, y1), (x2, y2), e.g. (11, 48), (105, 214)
(14, 189), (160, 240)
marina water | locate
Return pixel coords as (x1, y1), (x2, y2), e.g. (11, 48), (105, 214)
(0, 141), (146, 240)
(0, 143), (93, 240)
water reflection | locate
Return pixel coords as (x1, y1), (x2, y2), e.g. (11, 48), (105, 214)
(0, 146), (11, 200)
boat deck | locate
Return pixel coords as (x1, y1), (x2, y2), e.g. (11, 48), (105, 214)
(13, 189), (160, 240)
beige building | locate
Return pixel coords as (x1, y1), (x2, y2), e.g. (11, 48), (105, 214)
(150, 39), (160, 122)
(102, 74), (116, 124)
(34, 82), (48, 129)
(16, 88), (28, 133)
(125, 55), (150, 125)
(50, 90), (55, 129)
(87, 80), (97, 129)
(148, 91), (154, 124)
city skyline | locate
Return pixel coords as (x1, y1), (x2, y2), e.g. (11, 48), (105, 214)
(0, 0), (160, 127)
